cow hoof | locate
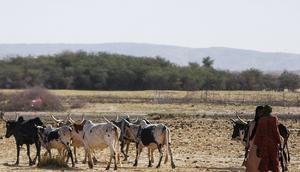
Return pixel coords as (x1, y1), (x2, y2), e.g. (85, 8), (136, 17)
(92, 157), (98, 164)
(133, 163), (137, 167)
(88, 161), (93, 169)
(156, 165), (160, 168)
(171, 163), (176, 169)
(114, 166), (117, 170)
(82, 160), (86, 164)
(105, 166), (110, 170)
(148, 164), (152, 167)
(75, 160), (78, 163)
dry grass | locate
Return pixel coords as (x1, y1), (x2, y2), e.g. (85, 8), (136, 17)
(37, 155), (68, 169)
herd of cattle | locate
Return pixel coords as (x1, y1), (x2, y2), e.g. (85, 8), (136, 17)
(0, 111), (175, 170)
(0, 111), (292, 171)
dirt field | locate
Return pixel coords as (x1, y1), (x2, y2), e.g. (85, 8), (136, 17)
(0, 114), (300, 172)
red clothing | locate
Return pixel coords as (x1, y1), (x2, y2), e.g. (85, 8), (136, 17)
(254, 116), (281, 172)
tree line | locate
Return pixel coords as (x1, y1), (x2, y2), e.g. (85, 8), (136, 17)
(0, 51), (299, 91)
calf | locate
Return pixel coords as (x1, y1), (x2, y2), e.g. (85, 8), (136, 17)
(1, 112), (42, 166)
(69, 118), (121, 170)
(36, 125), (75, 167)
(126, 120), (175, 169)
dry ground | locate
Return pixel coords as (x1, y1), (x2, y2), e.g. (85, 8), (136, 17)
(0, 114), (300, 172)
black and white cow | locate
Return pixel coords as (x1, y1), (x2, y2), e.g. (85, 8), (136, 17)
(36, 124), (75, 167)
(126, 120), (175, 169)
(111, 116), (152, 161)
(1, 112), (43, 166)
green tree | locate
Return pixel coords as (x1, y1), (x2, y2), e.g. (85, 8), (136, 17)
(202, 56), (214, 68)
(278, 71), (300, 91)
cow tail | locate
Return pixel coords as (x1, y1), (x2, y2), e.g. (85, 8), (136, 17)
(114, 126), (121, 164)
(164, 128), (170, 164)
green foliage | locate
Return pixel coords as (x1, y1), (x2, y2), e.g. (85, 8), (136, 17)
(278, 71), (300, 91)
(0, 51), (298, 91)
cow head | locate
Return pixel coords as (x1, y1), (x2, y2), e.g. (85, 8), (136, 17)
(1, 112), (20, 138)
(230, 114), (249, 143)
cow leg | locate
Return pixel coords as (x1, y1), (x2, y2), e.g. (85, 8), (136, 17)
(133, 143), (143, 167)
(120, 140), (127, 161)
(156, 144), (163, 168)
(15, 144), (20, 165)
(125, 141), (130, 160)
(106, 146), (117, 170)
(73, 147), (78, 163)
(86, 148), (93, 169)
(82, 151), (87, 164)
(148, 148), (152, 167)
(26, 144), (34, 165)
(286, 141), (290, 162)
(168, 144), (176, 169)
(34, 141), (41, 165)
(68, 147), (75, 167)
(92, 156), (98, 164)
(150, 147), (154, 163)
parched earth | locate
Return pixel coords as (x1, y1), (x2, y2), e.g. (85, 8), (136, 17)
(0, 115), (300, 172)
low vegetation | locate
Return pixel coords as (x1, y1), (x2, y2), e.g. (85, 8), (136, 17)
(2, 87), (64, 111)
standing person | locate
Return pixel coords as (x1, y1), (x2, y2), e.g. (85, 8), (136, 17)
(254, 105), (281, 172)
(245, 105), (264, 172)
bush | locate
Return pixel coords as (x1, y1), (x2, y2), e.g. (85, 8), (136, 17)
(4, 87), (64, 111)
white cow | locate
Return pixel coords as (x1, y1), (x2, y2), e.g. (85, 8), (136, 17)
(69, 118), (121, 170)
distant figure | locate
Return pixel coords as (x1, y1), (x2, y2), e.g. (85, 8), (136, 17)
(254, 105), (281, 172)
(31, 97), (43, 108)
(245, 105), (263, 172)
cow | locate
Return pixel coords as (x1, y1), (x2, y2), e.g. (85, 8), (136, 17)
(111, 116), (153, 161)
(0, 112), (43, 166)
(36, 125), (75, 167)
(124, 119), (175, 169)
(230, 115), (290, 171)
(69, 117), (121, 170)
(51, 114), (98, 164)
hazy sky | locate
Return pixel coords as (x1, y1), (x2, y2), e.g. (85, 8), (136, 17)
(1, 0), (300, 53)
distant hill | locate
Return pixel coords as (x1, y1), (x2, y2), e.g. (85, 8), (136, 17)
(0, 43), (299, 71)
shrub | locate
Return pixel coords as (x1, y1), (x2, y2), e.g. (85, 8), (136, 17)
(4, 86), (64, 111)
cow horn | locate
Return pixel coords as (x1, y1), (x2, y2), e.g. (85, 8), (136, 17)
(68, 116), (75, 124)
(0, 112), (7, 122)
(132, 117), (139, 123)
(230, 118), (236, 123)
(51, 114), (62, 123)
(103, 116), (111, 123)
(115, 115), (119, 121)
(236, 114), (247, 125)
(15, 113), (19, 121)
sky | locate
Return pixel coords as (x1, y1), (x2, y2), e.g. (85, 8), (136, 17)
(0, 0), (300, 53)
